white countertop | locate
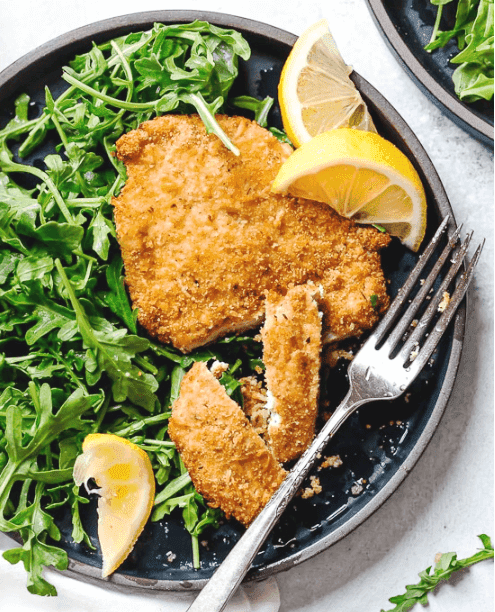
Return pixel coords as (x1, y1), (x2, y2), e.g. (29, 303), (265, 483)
(0, 1), (493, 611)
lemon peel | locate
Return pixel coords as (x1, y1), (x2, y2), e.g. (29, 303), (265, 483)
(272, 129), (427, 251)
(279, 19), (376, 147)
(73, 433), (155, 577)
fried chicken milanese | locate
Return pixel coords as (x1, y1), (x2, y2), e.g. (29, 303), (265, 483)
(168, 362), (286, 526)
(261, 284), (322, 463)
(112, 115), (390, 353)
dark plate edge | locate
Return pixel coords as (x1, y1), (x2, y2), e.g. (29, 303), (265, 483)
(365, 0), (494, 148)
(0, 9), (466, 591)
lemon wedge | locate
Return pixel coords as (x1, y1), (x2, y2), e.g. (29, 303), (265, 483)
(73, 433), (155, 577)
(279, 19), (376, 147)
(271, 128), (427, 251)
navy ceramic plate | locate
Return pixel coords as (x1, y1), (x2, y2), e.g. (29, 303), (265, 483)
(0, 11), (465, 591)
(366, 0), (494, 147)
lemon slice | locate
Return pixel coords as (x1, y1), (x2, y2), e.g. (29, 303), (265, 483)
(73, 433), (155, 577)
(272, 128), (427, 251)
(279, 19), (376, 147)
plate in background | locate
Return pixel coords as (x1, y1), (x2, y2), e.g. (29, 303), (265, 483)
(0, 10), (465, 591)
(366, 0), (494, 147)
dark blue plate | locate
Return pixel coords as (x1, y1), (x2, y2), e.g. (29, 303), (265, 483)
(366, 0), (494, 147)
(0, 10), (465, 591)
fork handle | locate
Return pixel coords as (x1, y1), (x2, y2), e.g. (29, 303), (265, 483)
(186, 386), (369, 612)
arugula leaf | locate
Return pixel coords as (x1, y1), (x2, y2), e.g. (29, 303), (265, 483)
(56, 259), (159, 410)
(0, 21), (269, 594)
(382, 535), (494, 611)
(3, 481), (69, 595)
(425, 0), (494, 102)
(0, 385), (102, 529)
(231, 95), (274, 127)
(100, 255), (137, 333)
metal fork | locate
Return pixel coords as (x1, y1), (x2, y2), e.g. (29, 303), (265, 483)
(187, 216), (483, 612)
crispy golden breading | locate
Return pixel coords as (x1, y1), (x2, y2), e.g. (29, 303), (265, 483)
(113, 114), (390, 353)
(240, 376), (269, 437)
(168, 362), (286, 526)
(261, 285), (322, 463)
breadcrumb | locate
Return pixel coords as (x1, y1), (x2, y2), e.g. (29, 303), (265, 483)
(320, 455), (343, 469)
(438, 291), (450, 312)
(301, 475), (322, 499)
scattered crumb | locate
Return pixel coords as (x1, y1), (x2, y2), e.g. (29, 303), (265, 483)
(404, 393), (412, 403)
(438, 291), (450, 312)
(351, 481), (364, 495)
(411, 319), (418, 327)
(166, 551), (177, 563)
(320, 455), (343, 469)
(301, 475), (322, 499)
(323, 347), (355, 369)
(210, 360), (229, 378)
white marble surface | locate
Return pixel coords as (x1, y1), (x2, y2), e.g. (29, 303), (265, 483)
(0, 1), (493, 611)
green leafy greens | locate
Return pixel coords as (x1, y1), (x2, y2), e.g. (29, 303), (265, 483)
(0, 20), (272, 596)
(425, 0), (494, 102)
(382, 534), (494, 611)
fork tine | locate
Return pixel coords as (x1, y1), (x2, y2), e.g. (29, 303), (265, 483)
(400, 231), (473, 360)
(373, 216), (450, 345)
(405, 239), (484, 378)
(383, 224), (463, 355)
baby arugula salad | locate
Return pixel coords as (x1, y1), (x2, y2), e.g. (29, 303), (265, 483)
(0, 20), (275, 596)
(425, 0), (494, 103)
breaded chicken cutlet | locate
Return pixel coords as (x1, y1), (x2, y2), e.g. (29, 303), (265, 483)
(168, 362), (286, 526)
(112, 115), (390, 353)
(261, 285), (322, 463)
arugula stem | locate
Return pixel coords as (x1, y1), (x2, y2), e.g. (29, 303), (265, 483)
(428, 5), (444, 48)
(0, 118), (41, 140)
(191, 533), (200, 569)
(0, 461), (19, 530)
(93, 394), (111, 432)
(0, 158), (74, 224)
(134, 354), (158, 375)
(62, 74), (240, 156)
(185, 92), (240, 156)
(111, 412), (171, 437)
(62, 71), (157, 111)
(142, 439), (176, 447)
(47, 348), (86, 392)
(66, 197), (105, 207)
(50, 112), (70, 150)
(154, 472), (192, 505)
(72, 250), (97, 263)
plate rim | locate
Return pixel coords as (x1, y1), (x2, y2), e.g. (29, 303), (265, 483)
(0, 9), (466, 592)
(365, 0), (494, 147)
